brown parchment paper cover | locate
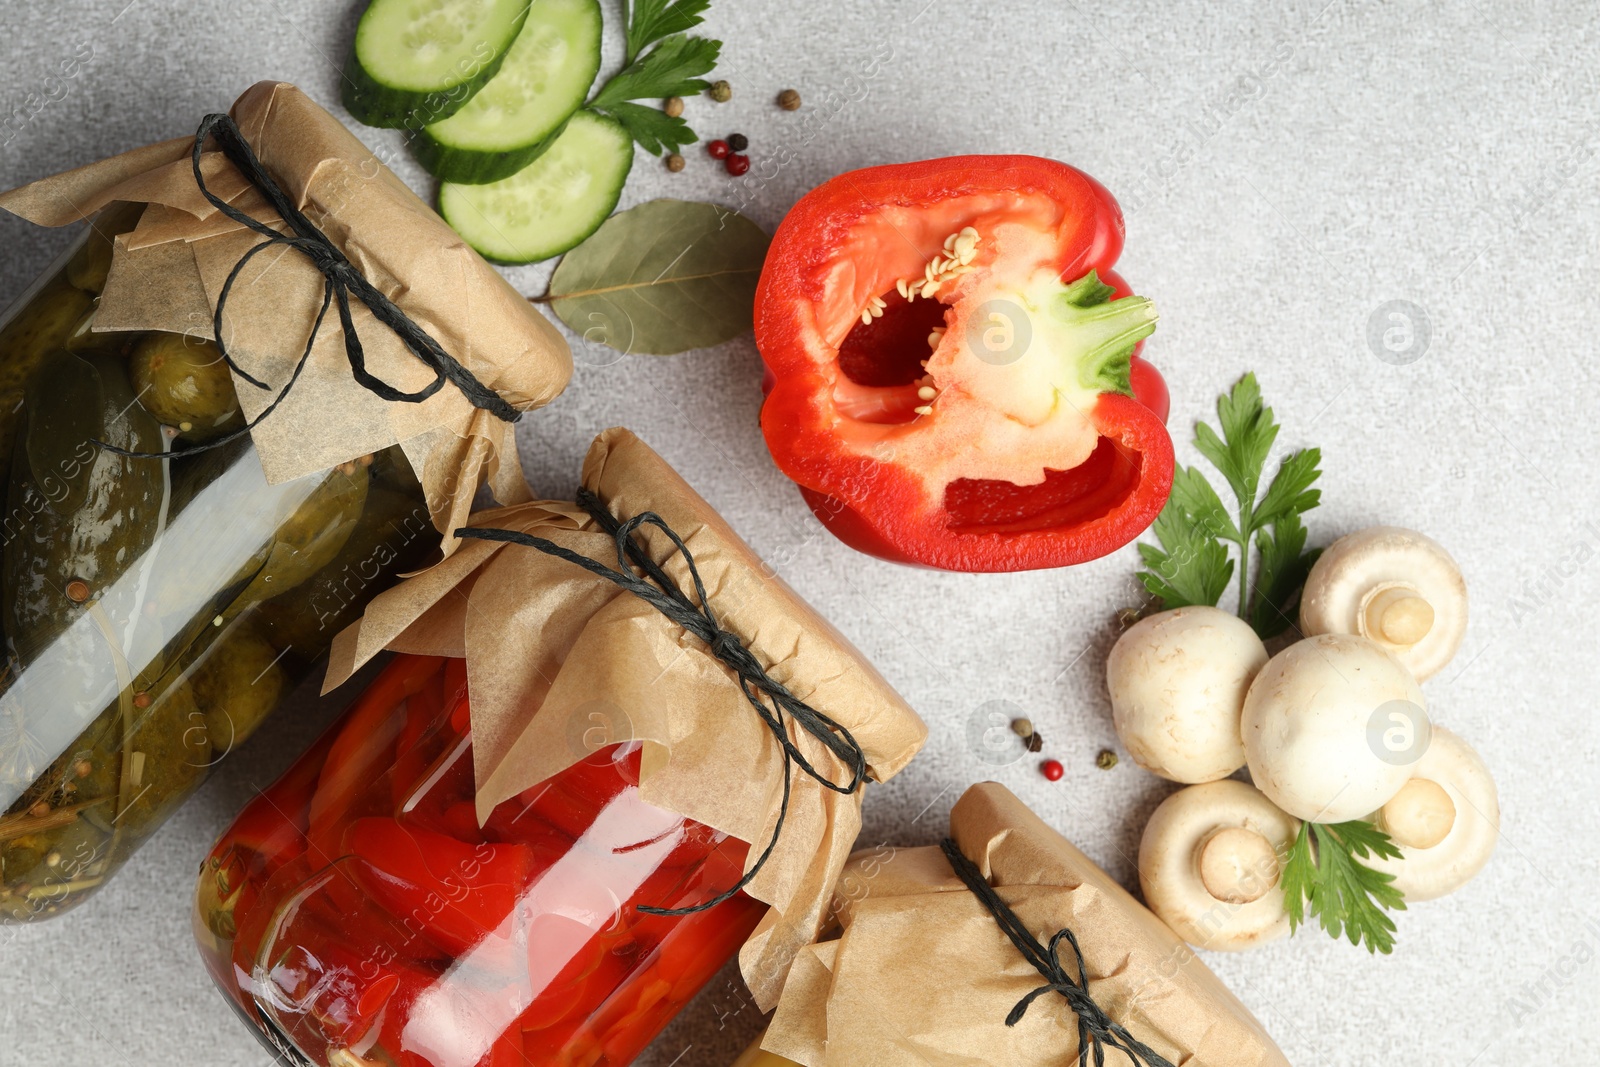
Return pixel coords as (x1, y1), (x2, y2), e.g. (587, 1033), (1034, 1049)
(323, 428), (929, 1008)
(0, 81), (571, 547)
(763, 782), (1290, 1066)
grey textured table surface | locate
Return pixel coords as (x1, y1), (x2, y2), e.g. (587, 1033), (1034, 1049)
(1, 1), (1596, 1064)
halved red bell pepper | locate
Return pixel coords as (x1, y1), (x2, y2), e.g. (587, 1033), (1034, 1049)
(755, 155), (1174, 572)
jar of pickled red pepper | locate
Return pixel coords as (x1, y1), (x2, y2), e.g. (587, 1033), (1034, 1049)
(195, 653), (767, 1067)
(0, 207), (439, 921)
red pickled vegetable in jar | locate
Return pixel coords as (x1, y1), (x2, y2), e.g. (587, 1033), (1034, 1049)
(194, 653), (766, 1067)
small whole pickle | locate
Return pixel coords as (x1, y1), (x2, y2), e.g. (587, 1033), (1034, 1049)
(3, 353), (167, 665)
(129, 332), (243, 442)
(155, 443), (371, 651)
(187, 623), (286, 756)
(227, 461), (369, 616)
(0, 278), (95, 477)
(252, 483), (434, 664)
(80, 676), (209, 836)
(2, 202), (144, 481)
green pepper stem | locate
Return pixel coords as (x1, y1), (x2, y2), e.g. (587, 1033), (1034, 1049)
(1050, 290), (1158, 396)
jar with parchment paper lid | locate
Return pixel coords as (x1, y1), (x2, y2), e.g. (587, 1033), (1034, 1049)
(193, 428), (929, 1067)
(0, 80), (574, 922)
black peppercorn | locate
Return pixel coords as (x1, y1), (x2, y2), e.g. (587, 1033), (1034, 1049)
(727, 132), (749, 152)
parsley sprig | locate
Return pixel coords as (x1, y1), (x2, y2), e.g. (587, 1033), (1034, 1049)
(589, 1), (721, 155)
(1282, 821), (1407, 954)
(1136, 373), (1322, 638)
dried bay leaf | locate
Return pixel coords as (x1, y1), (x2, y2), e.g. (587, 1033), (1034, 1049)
(545, 199), (768, 355)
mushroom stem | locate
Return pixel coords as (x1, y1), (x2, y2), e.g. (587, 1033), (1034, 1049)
(1363, 585), (1435, 646)
(1198, 826), (1280, 905)
(1380, 777), (1456, 849)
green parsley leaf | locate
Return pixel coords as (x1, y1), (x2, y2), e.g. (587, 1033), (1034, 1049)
(1253, 447), (1322, 530)
(591, 34), (721, 112)
(590, 101), (696, 155)
(1282, 821), (1406, 954)
(1192, 373), (1280, 520)
(1249, 513), (1319, 638)
(1168, 462), (1240, 544)
(623, 0), (712, 63)
(1135, 497), (1234, 608)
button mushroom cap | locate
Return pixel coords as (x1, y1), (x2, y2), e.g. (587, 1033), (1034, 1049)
(1107, 607), (1267, 783)
(1298, 526), (1467, 682)
(1138, 780), (1298, 951)
(1367, 726), (1498, 901)
(1241, 633), (1429, 823)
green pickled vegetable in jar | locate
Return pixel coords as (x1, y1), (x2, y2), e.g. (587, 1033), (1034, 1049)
(0, 214), (436, 922)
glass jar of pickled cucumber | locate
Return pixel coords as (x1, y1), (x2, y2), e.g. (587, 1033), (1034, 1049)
(194, 653), (768, 1067)
(0, 206), (438, 921)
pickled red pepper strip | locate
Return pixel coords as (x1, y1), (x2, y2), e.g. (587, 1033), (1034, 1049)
(100, 113), (517, 461)
(456, 486), (868, 915)
(938, 839), (1174, 1067)
(345, 818), (535, 955)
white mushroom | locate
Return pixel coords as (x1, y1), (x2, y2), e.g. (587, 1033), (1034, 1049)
(1107, 607), (1267, 783)
(1299, 526), (1467, 682)
(1367, 726), (1498, 901)
(1138, 780), (1298, 951)
(1241, 633), (1429, 823)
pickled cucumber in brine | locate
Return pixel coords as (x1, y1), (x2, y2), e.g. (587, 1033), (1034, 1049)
(0, 278), (95, 480)
(1, 203), (145, 480)
(130, 332), (243, 443)
(253, 481), (434, 665)
(186, 622), (286, 756)
(3, 351), (168, 665)
(0, 203), (445, 922)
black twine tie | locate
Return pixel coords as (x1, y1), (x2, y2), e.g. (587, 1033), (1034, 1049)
(457, 487), (869, 916)
(939, 839), (1175, 1067)
(99, 112), (518, 458)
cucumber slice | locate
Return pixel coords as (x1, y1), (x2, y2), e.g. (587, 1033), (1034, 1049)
(440, 110), (633, 264)
(343, 0), (532, 129)
(415, 0), (603, 184)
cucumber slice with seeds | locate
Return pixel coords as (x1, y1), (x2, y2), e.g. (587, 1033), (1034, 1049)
(343, 0), (532, 129)
(439, 110), (633, 263)
(415, 0), (603, 184)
